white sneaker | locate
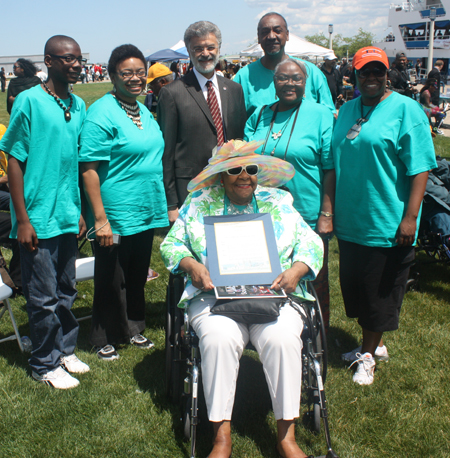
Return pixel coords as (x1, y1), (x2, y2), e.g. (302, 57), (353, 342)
(32, 366), (80, 389)
(61, 354), (90, 374)
(341, 345), (389, 363)
(350, 353), (375, 385)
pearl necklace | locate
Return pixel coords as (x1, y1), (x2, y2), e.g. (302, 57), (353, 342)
(112, 94), (143, 129)
(42, 81), (73, 121)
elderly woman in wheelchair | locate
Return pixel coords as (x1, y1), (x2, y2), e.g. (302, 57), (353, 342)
(161, 140), (325, 458)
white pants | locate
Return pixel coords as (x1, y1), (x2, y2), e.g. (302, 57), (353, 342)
(188, 295), (304, 422)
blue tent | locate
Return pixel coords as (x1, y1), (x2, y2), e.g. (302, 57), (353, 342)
(145, 48), (189, 62)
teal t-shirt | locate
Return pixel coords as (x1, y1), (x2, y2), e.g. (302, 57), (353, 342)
(332, 91), (437, 247)
(234, 58), (336, 117)
(0, 84), (85, 239)
(244, 99), (334, 229)
(79, 93), (168, 236)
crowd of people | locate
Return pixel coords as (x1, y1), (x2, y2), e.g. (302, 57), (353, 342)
(0, 11), (439, 458)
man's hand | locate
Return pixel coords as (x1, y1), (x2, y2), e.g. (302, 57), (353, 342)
(77, 215), (87, 239)
(17, 221), (38, 252)
(168, 208), (179, 224)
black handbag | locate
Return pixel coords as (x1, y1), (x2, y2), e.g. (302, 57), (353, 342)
(210, 297), (285, 324)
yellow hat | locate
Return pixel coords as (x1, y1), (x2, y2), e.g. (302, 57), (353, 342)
(147, 63), (172, 84)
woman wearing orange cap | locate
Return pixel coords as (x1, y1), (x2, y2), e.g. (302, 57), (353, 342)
(332, 47), (437, 385)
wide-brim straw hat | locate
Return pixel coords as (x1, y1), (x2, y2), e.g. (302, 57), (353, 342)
(187, 139), (295, 193)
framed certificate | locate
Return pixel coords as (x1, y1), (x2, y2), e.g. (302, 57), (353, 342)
(204, 213), (282, 287)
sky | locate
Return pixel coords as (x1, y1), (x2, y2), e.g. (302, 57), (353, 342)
(1, 0), (393, 62)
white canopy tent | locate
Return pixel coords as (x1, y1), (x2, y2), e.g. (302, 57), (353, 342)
(240, 33), (330, 59)
(170, 40), (188, 57)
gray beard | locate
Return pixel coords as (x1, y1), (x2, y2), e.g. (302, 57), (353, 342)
(194, 55), (220, 75)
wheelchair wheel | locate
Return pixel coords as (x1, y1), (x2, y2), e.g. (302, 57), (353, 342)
(165, 276), (185, 402)
(165, 299), (172, 399)
(307, 285), (328, 384)
(313, 394), (321, 434)
(182, 395), (191, 440)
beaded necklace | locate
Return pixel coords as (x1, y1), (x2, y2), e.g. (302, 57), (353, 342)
(261, 102), (301, 158)
(112, 94), (143, 129)
(42, 81), (73, 121)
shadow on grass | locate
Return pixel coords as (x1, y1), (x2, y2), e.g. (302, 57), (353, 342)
(326, 325), (360, 364)
(0, 323), (30, 370)
(134, 346), (299, 457)
(133, 348), (212, 458)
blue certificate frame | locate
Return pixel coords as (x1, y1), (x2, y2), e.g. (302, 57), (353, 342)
(204, 213), (282, 286)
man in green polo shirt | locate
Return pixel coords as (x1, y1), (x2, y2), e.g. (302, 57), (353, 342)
(0, 35), (89, 389)
(234, 12), (336, 117)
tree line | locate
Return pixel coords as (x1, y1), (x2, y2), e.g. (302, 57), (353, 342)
(305, 28), (376, 59)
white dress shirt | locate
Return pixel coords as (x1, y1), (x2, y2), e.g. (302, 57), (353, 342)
(193, 67), (223, 116)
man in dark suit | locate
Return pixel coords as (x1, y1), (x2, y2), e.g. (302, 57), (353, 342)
(157, 20), (247, 223)
(428, 59), (444, 105)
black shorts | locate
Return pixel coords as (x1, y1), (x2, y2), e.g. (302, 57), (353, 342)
(338, 239), (415, 333)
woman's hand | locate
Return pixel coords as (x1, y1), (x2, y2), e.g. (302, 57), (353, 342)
(316, 214), (333, 238)
(271, 262), (310, 294)
(96, 220), (114, 247)
(396, 172), (428, 247)
(396, 215), (417, 246)
(179, 257), (214, 291)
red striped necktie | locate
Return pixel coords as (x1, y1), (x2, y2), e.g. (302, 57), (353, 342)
(206, 80), (224, 146)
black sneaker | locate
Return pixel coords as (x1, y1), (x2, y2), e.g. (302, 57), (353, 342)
(96, 345), (119, 360)
(130, 334), (154, 349)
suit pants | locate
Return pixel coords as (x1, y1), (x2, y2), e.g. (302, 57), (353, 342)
(188, 295), (304, 422)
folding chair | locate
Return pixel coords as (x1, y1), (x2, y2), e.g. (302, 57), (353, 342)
(75, 257), (95, 322)
(0, 275), (24, 351)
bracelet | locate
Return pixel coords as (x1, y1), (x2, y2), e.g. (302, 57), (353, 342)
(86, 220), (110, 241)
(320, 211), (334, 217)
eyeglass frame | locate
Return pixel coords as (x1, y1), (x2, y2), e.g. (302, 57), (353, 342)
(274, 74), (305, 84)
(48, 54), (87, 65)
(226, 164), (259, 176)
(190, 45), (218, 55)
(117, 69), (147, 80)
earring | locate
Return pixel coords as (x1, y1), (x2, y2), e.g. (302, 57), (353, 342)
(113, 86), (117, 93)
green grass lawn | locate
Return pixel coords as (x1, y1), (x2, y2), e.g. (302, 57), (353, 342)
(0, 84), (450, 457)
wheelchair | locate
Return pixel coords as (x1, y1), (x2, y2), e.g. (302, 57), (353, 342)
(165, 275), (339, 458)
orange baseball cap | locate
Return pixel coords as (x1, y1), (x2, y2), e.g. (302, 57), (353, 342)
(352, 46), (389, 70)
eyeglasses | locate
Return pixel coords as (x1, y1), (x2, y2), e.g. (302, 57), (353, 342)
(191, 46), (218, 54)
(49, 54), (87, 65)
(13, 65), (21, 69)
(356, 67), (387, 78)
(274, 74), (304, 84)
(226, 164), (259, 176)
(118, 70), (147, 79)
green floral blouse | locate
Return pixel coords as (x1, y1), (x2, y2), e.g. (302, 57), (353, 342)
(160, 185), (324, 307)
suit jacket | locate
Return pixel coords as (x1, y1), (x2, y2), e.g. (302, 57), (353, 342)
(157, 71), (247, 208)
